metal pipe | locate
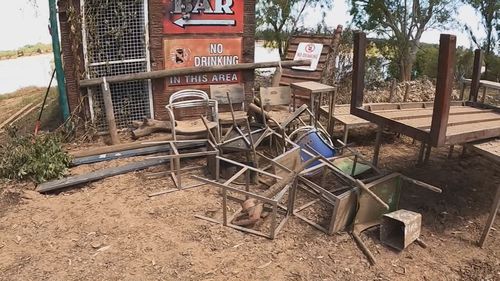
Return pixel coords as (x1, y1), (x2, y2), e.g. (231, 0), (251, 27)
(48, 0), (70, 121)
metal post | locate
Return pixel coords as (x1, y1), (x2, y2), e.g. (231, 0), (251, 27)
(49, 0), (70, 121)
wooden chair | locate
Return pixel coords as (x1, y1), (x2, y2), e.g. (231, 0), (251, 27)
(252, 86), (293, 127)
(165, 89), (219, 141)
(210, 84), (247, 125)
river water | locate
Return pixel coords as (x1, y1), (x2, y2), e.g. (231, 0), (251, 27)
(0, 53), (56, 94)
(0, 43), (280, 95)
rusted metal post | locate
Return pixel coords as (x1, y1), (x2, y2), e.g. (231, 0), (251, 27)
(429, 34), (456, 147)
(469, 49), (483, 102)
(351, 32), (366, 111)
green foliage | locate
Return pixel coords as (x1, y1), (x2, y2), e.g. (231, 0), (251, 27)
(350, 0), (458, 81)
(256, 0), (332, 58)
(414, 44), (440, 78)
(0, 129), (71, 183)
(462, 0), (499, 80)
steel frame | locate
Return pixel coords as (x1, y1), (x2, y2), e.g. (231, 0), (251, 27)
(147, 139), (220, 196)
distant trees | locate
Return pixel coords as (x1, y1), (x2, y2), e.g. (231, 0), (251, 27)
(349, 0), (458, 81)
(462, 0), (499, 80)
(256, 0), (332, 59)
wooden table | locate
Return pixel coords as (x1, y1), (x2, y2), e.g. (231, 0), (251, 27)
(466, 138), (500, 247)
(290, 81), (336, 130)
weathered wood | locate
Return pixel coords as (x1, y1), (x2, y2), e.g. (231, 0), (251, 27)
(37, 158), (169, 193)
(101, 80), (120, 145)
(469, 49), (483, 102)
(388, 79), (397, 102)
(0, 102), (34, 130)
(132, 118), (172, 139)
(429, 34), (456, 147)
(351, 32), (366, 111)
(320, 25), (343, 86)
(479, 184), (500, 247)
(352, 232), (376, 265)
(403, 83), (410, 102)
(79, 60), (310, 88)
(351, 107), (430, 142)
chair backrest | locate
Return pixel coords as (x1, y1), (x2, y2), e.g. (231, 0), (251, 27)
(210, 84), (245, 105)
(169, 89), (209, 105)
(259, 86), (291, 106)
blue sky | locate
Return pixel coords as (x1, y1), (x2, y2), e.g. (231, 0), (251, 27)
(0, 0), (485, 51)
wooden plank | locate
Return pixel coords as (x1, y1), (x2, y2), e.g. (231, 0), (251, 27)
(334, 114), (371, 126)
(398, 112), (500, 129)
(430, 34), (456, 146)
(209, 84), (245, 104)
(37, 158), (169, 193)
(351, 107), (430, 143)
(79, 60), (310, 88)
(102, 81), (120, 145)
(445, 120), (500, 144)
(375, 106), (489, 120)
(0, 102), (34, 130)
(469, 49), (483, 102)
(281, 69), (323, 80)
(351, 32), (366, 110)
(259, 86), (291, 106)
(466, 139), (500, 163)
(290, 81), (335, 93)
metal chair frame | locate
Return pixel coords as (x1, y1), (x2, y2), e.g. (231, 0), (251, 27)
(165, 89), (220, 141)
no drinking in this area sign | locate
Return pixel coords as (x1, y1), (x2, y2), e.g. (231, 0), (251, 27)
(164, 38), (243, 86)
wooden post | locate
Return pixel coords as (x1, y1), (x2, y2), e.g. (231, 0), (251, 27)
(388, 79), (397, 102)
(429, 34), (456, 147)
(101, 78), (120, 145)
(459, 81), (466, 100)
(469, 49), (483, 102)
(351, 31), (366, 111)
(373, 125), (383, 166)
(403, 83), (410, 102)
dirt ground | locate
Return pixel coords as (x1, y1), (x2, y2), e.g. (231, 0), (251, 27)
(0, 127), (499, 281)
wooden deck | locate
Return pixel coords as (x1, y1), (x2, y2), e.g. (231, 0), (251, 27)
(362, 104), (500, 145)
(349, 33), (500, 148)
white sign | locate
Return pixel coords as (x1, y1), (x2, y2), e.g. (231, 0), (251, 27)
(292, 42), (323, 71)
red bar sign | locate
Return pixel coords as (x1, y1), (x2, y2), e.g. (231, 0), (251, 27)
(163, 0), (244, 34)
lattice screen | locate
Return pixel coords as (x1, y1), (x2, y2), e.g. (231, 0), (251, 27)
(83, 0), (151, 131)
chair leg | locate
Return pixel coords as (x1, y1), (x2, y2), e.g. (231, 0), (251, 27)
(343, 124), (349, 145)
(372, 126), (383, 167)
(479, 185), (500, 248)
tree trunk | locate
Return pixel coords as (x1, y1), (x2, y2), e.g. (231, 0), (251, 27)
(400, 41), (419, 81)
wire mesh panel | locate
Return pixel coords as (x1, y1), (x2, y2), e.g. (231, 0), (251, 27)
(83, 0), (151, 131)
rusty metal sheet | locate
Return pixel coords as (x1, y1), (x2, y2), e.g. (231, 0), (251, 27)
(163, 0), (244, 34)
(164, 38), (242, 86)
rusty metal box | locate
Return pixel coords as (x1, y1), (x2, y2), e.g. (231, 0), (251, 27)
(380, 209), (421, 251)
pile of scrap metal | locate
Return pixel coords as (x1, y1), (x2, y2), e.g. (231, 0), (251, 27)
(36, 86), (442, 265)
